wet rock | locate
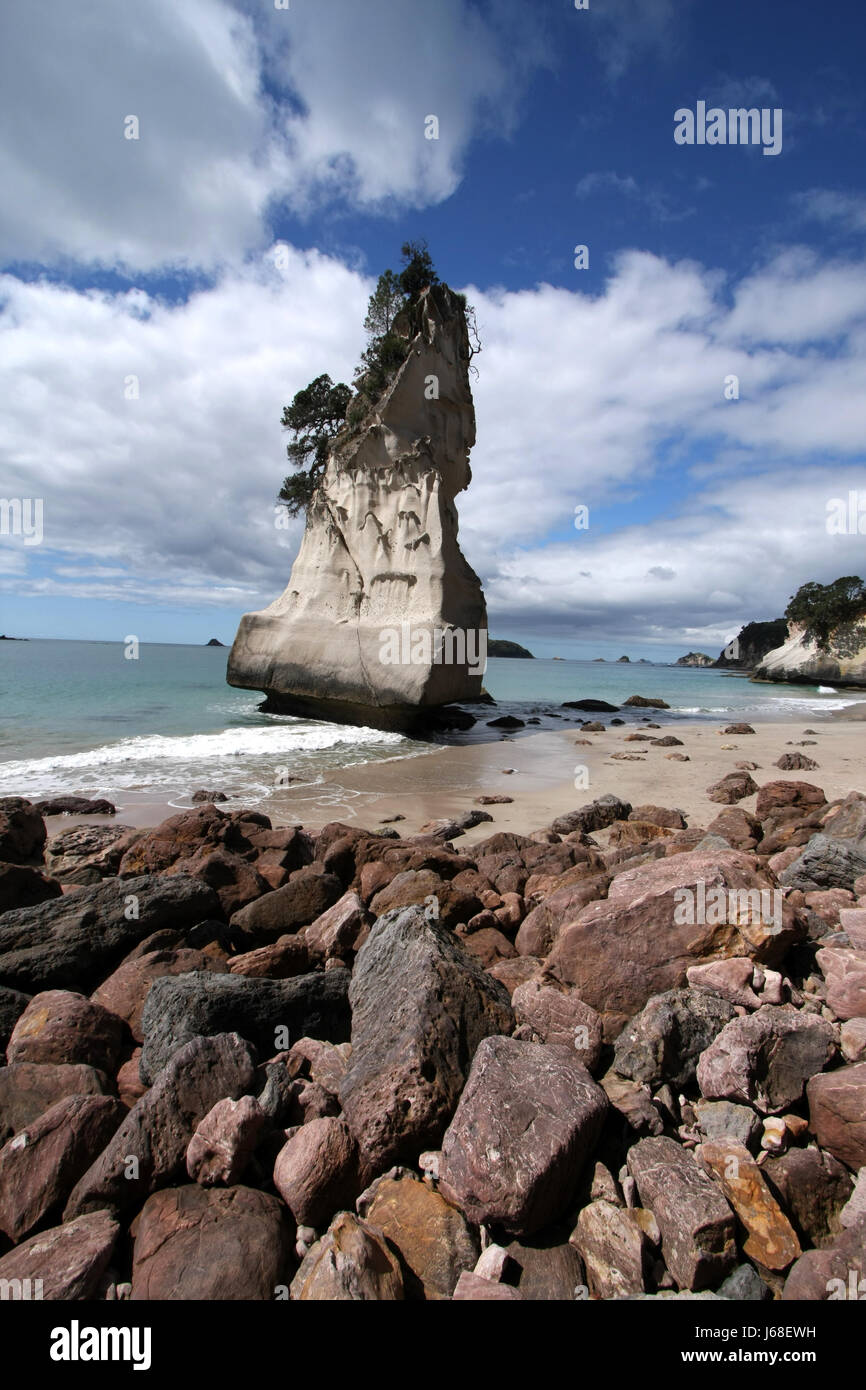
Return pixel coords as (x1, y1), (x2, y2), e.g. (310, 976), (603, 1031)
(0, 1210), (119, 1300)
(273, 1117), (359, 1228)
(807, 1062), (866, 1169)
(627, 1136), (736, 1291)
(0, 1094), (126, 1241)
(338, 904), (513, 1171)
(699, 1138), (801, 1270)
(0, 873), (220, 994)
(696, 1006), (837, 1113)
(613, 988), (736, 1089)
(131, 1185), (291, 1300)
(186, 1095), (266, 1186)
(6, 990), (124, 1074)
(290, 1211), (404, 1300)
(64, 1032), (257, 1221)
(438, 1036), (607, 1236)
(138, 969), (351, 1084)
(356, 1167), (479, 1300)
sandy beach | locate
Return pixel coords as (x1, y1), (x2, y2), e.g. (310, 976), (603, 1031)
(45, 709), (865, 842)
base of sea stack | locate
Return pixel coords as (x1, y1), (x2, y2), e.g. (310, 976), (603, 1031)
(258, 690), (478, 735)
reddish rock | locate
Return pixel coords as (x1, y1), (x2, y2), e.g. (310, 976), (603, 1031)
(339, 904), (514, 1171)
(0, 1094), (125, 1241)
(0, 863), (62, 914)
(286, 1037), (350, 1093)
(0, 797), (46, 865)
(570, 1199), (652, 1298)
(46, 823), (140, 883)
(166, 847), (270, 918)
(0, 1210), (119, 1300)
(186, 1095), (266, 1185)
(92, 948), (227, 1041)
(697, 1006), (837, 1114)
(840, 907), (866, 950)
(0, 1061), (111, 1144)
(807, 1062), (866, 1169)
(117, 804), (268, 875)
(686, 957), (761, 1008)
(546, 849), (800, 1037)
(290, 1211), (404, 1300)
(452, 1272), (524, 1300)
(706, 772), (759, 805)
(804, 889), (856, 929)
(487, 956), (543, 994)
(305, 890), (368, 961)
(762, 1147), (854, 1247)
(369, 869), (481, 929)
(227, 935), (310, 979)
(229, 868), (344, 944)
(357, 1167), (479, 1300)
(117, 1052), (148, 1108)
(131, 1185), (291, 1300)
(7, 990), (124, 1074)
(64, 1032), (257, 1220)
(776, 752), (819, 771)
(627, 1136), (736, 1291)
(629, 805), (687, 829)
(608, 820), (674, 847)
(514, 874), (610, 957)
(438, 1036), (607, 1236)
(273, 1118), (359, 1227)
(706, 807), (762, 851)
(782, 1220), (866, 1300)
(841, 1018), (866, 1062)
(817, 947), (866, 1020)
(459, 925), (516, 968)
(755, 780), (826, 822)
(503, 1238), (586, 1300)
(511, 978), (603, 1071)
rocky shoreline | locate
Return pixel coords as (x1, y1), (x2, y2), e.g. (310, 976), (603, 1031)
(0, 775), (864, 1301)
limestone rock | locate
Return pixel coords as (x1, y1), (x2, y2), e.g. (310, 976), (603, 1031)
(438, 1036), (607, 1236)
(228, 285), (486, 732)
(754, 619), (866, 688)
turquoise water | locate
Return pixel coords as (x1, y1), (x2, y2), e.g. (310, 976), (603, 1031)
(0, 639), (856, 808)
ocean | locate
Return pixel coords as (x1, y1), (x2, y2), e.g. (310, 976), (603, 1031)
(0, 639), (857, 812)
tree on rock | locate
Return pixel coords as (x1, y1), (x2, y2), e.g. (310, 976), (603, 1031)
(278, 374), (351, 517)
(785, 575), (866, 651)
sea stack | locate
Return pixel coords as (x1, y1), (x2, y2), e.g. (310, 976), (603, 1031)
(228, 283), (487, 732)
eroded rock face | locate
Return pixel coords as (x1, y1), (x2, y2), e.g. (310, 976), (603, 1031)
(228, 284), (487, 731)
(697, 1007), (837, 1114)
(754, 618), (866, 688)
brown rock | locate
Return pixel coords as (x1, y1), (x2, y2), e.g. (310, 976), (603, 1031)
(286, 1036), (350, 1092)
(357, 1167), (479, 1299)
(131, 1185), (291, 1300)
(686, 957), (761, 1008)
(782, 1220), (866, 1300)
(290, 1211), (404, 1300)
(0, 1210), (119, 1300)
(755, 780), (826, 822)
(438, 1036), (607, 1236)
(503, 1238), (586, 1300)
(841, 1017), (866, 1062)
(817, 947), (866, 1020)
(7, 990), (124, 1074)
(629, 805), (687, 829)
(273, 1117), (359, 1227)
(706, 807), (762, 851)
(514, 873), (610, 957)
(807, 1062), (866, 1169)
(0, 1094), (125, 1241)
(186, 1095), (266, 1185)
(487, 956), (543, 994)
(0, 1061), (111, 1145)
(459, 925), (516, 968)
(226, 935), (310, 979)
(117, 804), (267, 876)
(600, 1069), (664, 1135)
(706, 772), (759, 805)
(166, 846), (269, 917)
(0, 798), (46, 865)
(92, 948), (227, 1041)
(117, 1052), (148, 1108)
(229, 868), (344, 944)
(724, 724), (756, 735)
(511, 978), (603, 1071)
(775, 752), (819, 771)
(627, 1136), (736, 1291)
(305, 890), (368, 961)
(762, 1147), (854, 1247)
(607, 821), (674, 847)
(0, 863), (62, 914)
(64, 1032), (257, 1220)
(452, 1272), (524, 1300)
(697, 1006), (837, 1114)
(571, 1200), (653, 1298)
(699, 1138), (801, 1270)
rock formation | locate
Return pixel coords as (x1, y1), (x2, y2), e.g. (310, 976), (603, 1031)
(675, 652), (714, 667)
(228, 284), (486, 731)
(714, 619), (787, 670)
(753, 618), (866, 688)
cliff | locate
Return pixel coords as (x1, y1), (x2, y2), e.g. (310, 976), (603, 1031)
(715, 619), (788, 670)
(228, 283), (487, 731)
(753, 617), (866, 687)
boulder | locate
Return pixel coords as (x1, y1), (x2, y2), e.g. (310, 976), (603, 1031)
(290, 1211), (404, 1300)
(0, 873), (220, 994)
(138, 969), (351, 1084)
(697, 1006), (837, 1113)
(706, 807), (762, 851)
(807, 1062), (866, 1169)
(511, 978), (603, 1071)
(699, 1138), (801, 1271)
(782, 1219), (866, 1300)
(0, 1094), (126, 1241)
(6, 989), (124, 1074)
(186, 1095), (267, 1186)
(706, 772), (758, 805)
(685, 957), (761, 1009)
(452, 1272), (524, 1300)
(338, 904), (513, 1171)
(0, 1061), (110, 1145)
(0, 798), (46, 865)
(438, 1036), (607, 1236)
(762, 1147), (854, 1247)
(117, 804), (268, 877)
(503, 1238), (586, 1300)
(131, 1185), (291, 1300)
(0, 1210), (119, 1300)
(45, 823), (138, 883)
(612, 988), (736, 1089)
(92, 947), (228, 1042)
(693, 1099), (762, 1149)
(0, 862), (62, 914)
(570, 1200), (653, 1298)
(627, 1136), (736, 1291)
(549, 795), (631, 838)
(623, 696), (670, 708)
(755, 780), (826, 822)
(775, 752), (819, 771)
(779, 834), (866, 893)
(0, 985), (31, 1053)
(228, 868), (344, 944)
(227, 935), (310, 979)
(273, 1118), (359, 1228)
(816, 946), (866, 1020)
(356, 1167), (479, 1300)
(305, 890), (368, 961)
(64, 1032), (257, 1220)
(629, 805), (687, 830)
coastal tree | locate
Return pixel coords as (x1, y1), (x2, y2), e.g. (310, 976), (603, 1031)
(277, 373), (351, 517)
(785, 575), (866, 651)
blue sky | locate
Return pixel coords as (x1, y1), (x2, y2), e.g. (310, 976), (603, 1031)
(1, 0), (865, 659)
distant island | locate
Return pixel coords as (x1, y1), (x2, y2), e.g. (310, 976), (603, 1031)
(616, 655), (630, 663)
(206, 638), (226, 647)
(0, 634), (27, 641)
(676, 651), (714, 667)
(487, 639), (534, 659)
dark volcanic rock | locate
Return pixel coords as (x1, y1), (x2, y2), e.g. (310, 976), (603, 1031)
(627, 1136), (736, 1291)
(0, 798), (46, 865)
(550, 794), (631, 837)
(139, 969), (351, 1084)
(438, 1035), (608, 1236)
(338, 903), (514, 1172)
(0, 862), (63, 914)
(64, 1032), (257, 1221)
(561, 699), (620, 712)
(229, 868), (344, 944)
(613, 988), (736, 1089)
(131, 1185), (291, 1300)
(0, 873), (220, 993)
(35, 796), (116, 816)
(0, 1210), (119, 1300)
(778, 834), (866, 892)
